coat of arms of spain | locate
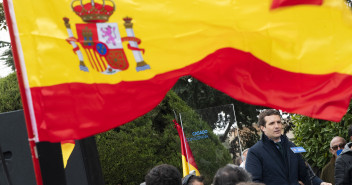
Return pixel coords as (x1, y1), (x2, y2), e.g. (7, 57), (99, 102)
(63, 0), (150, 74)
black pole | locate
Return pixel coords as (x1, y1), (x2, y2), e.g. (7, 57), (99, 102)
(36, 142), (67, 185)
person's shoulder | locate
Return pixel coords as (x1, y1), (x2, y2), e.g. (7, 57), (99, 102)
(281, 135), (294, 145)
(339, 151), (352, 159)
(321, 158), (334, 172)
(336, 154), (348, 166)
(336, 152), (352, 165)
(249, 140), (263, 152)
(286, 140), (296, 147)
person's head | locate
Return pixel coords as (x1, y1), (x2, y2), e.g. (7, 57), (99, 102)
(212, 164), (252, 185)
(258, 109), (282, 142)
(241, 148), (249, 161)
(348, 124), (352, 141)
(145, 164), (182, 185)
(182, 175), (204, 185)
(329, 136), (346, 157)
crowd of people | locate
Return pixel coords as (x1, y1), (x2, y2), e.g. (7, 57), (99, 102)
(143, 163), (262, 185)
(141, 109), (352, 185)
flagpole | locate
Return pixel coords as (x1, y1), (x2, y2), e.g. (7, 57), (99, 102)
(231, 104), (243, 156)
(2, 1), (43, 184)
(179, 113), (191, 174)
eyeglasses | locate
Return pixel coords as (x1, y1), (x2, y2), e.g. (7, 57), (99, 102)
(331, 143), (345, 150)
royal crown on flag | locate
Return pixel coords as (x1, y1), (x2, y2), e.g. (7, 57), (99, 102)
(71, 0), (115, 23)
(65, 0), (150, 74)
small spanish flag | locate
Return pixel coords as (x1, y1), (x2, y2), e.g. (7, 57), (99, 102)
(174, 120), (200, 177)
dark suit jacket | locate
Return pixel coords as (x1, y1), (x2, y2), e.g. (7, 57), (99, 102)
(246, 134), (323, 185)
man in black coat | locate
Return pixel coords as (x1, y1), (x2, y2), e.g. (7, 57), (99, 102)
(245, 109), (331, 185)
(335, 125), (352, 185)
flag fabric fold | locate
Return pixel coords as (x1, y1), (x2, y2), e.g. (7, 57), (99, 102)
(4, 0), (352, 142)
(174, 120), (200, 177)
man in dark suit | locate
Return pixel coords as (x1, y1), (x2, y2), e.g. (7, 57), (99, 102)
(246, 109), (331, 185)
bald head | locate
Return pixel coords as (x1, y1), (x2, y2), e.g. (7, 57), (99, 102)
(330, 136), (346, 158)
(330, 136), (346, 147)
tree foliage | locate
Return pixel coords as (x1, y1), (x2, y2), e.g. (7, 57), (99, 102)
(0, 3), (6, 31)
(0, 46), (14, 70)
(173, 76), (264, 150)
(1, 3), (14, 71)
(292, 104), (352, 171)
(173, 76), (263, 127)
(0, 72), (22, 112)
(96, 91), (231, 185)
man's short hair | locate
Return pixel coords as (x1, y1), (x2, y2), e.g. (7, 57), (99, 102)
(212, 164), (252, 185)
(348, 125), (352, 139)
(257, 109), (281, 127)
(145, 164), (182, 185)
(186, 175), (204, 185)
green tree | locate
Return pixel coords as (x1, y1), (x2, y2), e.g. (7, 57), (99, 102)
(292, 104), (352, 172)
(173, 76), (262, 127)
(0, 46), (14, 70)
(1, 3), (14, 71)
(173, 76), (264, 150)
(0, 72), (22, 112)
(0, 3), (6, 30)
(96, 91), (231, 185)
(347, 0), (352, 7)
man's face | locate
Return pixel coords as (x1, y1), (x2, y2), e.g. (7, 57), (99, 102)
(260, 115), (282, 142)
(330, 137), (346, 157)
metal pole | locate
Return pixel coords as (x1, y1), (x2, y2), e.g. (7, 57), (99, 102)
(179, 113), (191, 173)
(3, 1), (43, 184)
(231, 104), (243, 156)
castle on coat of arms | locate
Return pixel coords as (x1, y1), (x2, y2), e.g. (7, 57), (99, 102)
(63, 0), (150, 74)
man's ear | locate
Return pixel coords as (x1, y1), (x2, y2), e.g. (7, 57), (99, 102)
(260, 125), (265, 132)
(350, 136), (352, 142)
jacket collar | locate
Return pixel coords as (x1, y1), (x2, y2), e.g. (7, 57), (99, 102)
(261, 133), (290, 176)
(261, 133), (287, 144)
(340, 142), (352, 155)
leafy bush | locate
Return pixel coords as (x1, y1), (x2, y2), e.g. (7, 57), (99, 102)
(96, 91), (231, 185)
(292, 106), (352, 171)
(0, 73), (22, 112)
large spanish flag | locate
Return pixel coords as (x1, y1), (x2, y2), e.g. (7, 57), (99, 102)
(4, 0), (352, 142)
(174, 120), (200, 177)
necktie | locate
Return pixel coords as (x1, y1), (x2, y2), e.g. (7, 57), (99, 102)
(275, 142), (284, 156)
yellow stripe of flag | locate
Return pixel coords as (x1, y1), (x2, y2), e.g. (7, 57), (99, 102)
(10, 0), (352, 88)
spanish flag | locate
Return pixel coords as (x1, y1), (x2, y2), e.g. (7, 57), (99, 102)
(174, 120), (200, 177)
(4, 0), (352, 142)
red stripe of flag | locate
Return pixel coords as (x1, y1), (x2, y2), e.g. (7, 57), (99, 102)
(30, 47), (352, 141)
(271, 0), (323, 9)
